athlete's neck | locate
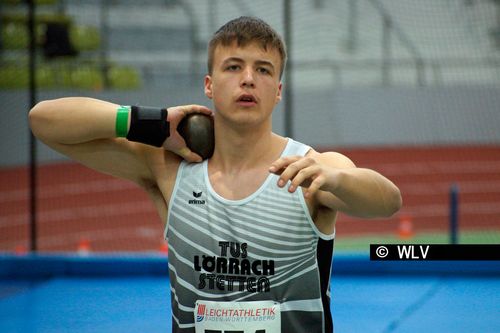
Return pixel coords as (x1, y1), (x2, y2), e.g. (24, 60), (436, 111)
(209, 121), (287, 174)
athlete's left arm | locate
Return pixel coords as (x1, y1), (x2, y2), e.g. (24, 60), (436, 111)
(269, 151), (402, 218)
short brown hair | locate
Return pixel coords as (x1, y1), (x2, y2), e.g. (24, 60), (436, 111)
(207, 16), (287, 79)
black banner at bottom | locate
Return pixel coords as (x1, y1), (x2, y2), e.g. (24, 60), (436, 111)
(370, 244), (500, 261)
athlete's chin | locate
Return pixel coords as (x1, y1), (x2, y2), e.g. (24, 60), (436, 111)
(232, 115), (268, 129)
(223, 110), (268, 128)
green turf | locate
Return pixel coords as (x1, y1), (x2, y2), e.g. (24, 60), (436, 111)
(335, 230), (500, 252)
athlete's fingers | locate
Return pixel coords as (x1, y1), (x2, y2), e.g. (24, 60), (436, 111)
(288, 165), (320, 192)
(167, 105), (213, 129)
(276, 160), (303, 187)
(178, 104), (213, 116)
(176, 146), (202, 163)
(269, 155), (302, 175)
(162, 129), (203, 163)
(304, 174), (326, 198)
(275, 157), (317, 188)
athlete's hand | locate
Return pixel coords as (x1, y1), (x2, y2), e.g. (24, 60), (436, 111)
(163, 104), (212, 162)
(269, 155), (339, 198)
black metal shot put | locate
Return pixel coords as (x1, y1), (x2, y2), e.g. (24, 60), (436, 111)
(177, 113), (215, 160)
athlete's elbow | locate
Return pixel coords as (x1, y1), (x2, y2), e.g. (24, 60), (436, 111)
(29, 101), (48, 138)
(384, 185), (403, 217)
(29, 100), (58, 141)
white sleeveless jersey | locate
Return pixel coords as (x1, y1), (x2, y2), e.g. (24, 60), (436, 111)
(165, 138), (335, 333)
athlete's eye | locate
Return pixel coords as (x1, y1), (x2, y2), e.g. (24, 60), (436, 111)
(257, 67), (271, 74)
(226, 65), (240, 71)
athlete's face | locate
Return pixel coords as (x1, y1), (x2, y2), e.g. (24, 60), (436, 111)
(204, 41), (283, 127)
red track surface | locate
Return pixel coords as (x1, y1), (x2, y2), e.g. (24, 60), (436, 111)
(1, 145), (499, 252)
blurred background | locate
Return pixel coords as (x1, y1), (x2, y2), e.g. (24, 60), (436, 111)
(1, 0), (499, 254)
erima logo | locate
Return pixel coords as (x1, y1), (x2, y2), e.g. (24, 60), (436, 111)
(189, 191), (205, 205)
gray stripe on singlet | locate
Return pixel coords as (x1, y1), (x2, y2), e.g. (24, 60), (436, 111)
(178, 185), (313, 230)
(280, 298), (324, 312)
(172, 212), (311, 252)
(175, 198), (313, 239)
(170, 204), (316, 253)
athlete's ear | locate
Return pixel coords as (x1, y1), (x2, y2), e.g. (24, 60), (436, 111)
(204, 75), (213, 99)
(275, 82), (282, 104)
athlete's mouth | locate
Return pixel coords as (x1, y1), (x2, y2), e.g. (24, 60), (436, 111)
(237, 94), (257, 103)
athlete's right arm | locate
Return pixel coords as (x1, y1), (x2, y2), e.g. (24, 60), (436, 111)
(29, 97), (159, 187)
(28, 97), (209, 187)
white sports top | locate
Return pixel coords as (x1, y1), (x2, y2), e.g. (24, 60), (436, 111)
(165, 138), (335, 333)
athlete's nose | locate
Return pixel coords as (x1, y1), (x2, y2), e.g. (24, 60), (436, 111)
(240, 67), (255, 88)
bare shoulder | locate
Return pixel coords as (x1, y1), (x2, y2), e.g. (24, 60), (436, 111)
(306, 149), (356, 168)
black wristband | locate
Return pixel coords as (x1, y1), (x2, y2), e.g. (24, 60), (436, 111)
(126, 106), (170, 147)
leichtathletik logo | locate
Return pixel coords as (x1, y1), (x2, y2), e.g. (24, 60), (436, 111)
(196, 304), (206, 322)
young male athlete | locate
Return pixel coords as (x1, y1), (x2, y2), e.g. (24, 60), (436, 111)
(30, 16), (401, 333)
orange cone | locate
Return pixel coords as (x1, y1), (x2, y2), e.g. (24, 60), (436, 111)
(398, 214), (414, 239)
(14, 244), (28, 256)
(77, 238), (91, 255)
(159, 240), (169, 255)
